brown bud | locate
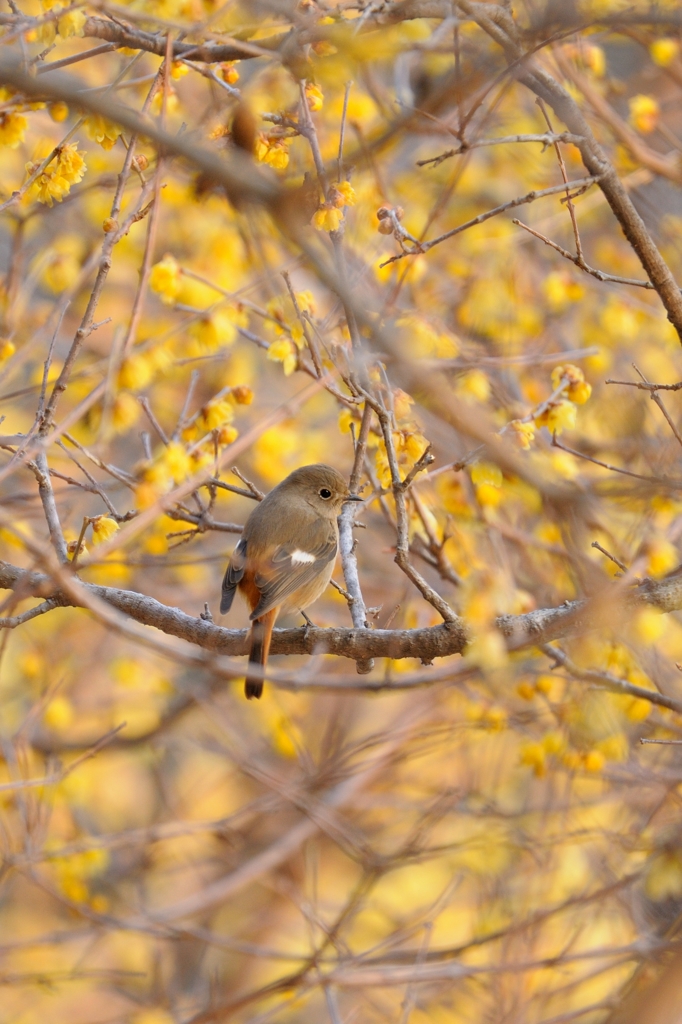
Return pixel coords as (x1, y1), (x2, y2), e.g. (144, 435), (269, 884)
(394, 205), (404, 221)
(231, 102), (257, 156)
(231, 384), (254, 405)
(376, 205), (391, 220)
(132, 154), (149, 172)
(102, 218), (118, 233)
(377, 219), (394, 234)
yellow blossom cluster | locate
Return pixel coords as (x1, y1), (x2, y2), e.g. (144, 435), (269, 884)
(470, 461), (504, 508)
(255, 134), (290, 170)
(91, 516), (120, 545)
(305, 82), (324, 111)
(629, 94), (659, 134)
(58, 9), (86, 38)
(149, 254), (182, 305)
(0, 111), (27, 148)
(25, 143), (86, 206)
(650, 38), (679, 66)
(313, 204), (343, 232)
(375, 430), (429, 489)
(532, 363), (592, 437)
(84, 114), (122, 151)
(187, 306), (247, 356)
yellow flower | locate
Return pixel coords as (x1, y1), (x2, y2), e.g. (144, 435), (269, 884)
(267, 338), (297, 376)
(509, 419), (535, 450)
(312, 40), (337, 57)
(58, 9), (86, 37)
(0, 111), (27, 148)
(313, 205), (343, 232)
(118, 354), (154, 391)
(456, 369), (490, 402)
(217, 425), (238, 446)
(230, 384), (253, 405)
(646, 538), (678, 577)
(150, 87), (179, 117)
(171, 61), (189, 80)
(483, 706), (507, 731)
(84, 114), (122, 151)
(543, 271), (583, 311)
(535, 675), (555, 697)
(49, 101), (69, 122)
(91, 516), (120, 544)
(0, 340), (15, 362)
(520, 741), (546, 776)
(149, 254), (181, 305)
(146, 442), (193, 490)
(305, 82), (324, 111)
(220, 62), (239, 85)
(26, 144), (86, 206)
(634, 607), (665, 643)
(197, 399), (234, 432)
(58, 144), (86, 182)
(624, 696), (651, 723)
(551, 362), (583, 389)
(584, 749), (605, 773)
(36, 20), (56, 46)
(331, 181), (356, 208)
(296, 290), (315, 315)
(112, 392), (140, 431)
(629, 94), (659, 134)
(43, 251), (80, 293)
(44, 696), (74, 730)
(393, 388), (414, 422)
(255, 134), (290, 169)
(188, 309), (238, 354)
(569, 380), (591, 404)
(650, 38), (679, 67)
(583, 44), (605, 78)
(470, 462), (502, 488)
(551, 364), (592, 405)
(536, 400), (576, 435)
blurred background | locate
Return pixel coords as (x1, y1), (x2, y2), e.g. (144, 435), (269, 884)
(1, 1), (682, 1022)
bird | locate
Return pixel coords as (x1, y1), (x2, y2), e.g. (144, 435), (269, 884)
(220, 464), (363, 699)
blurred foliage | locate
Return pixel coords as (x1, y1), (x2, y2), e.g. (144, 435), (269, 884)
(0, 1), (682, 1022)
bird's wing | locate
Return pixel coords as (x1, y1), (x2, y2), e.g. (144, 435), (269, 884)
(220, 537), (247, 614)
(250, 519), (337, 620)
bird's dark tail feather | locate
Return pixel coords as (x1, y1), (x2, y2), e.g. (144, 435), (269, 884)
(245, 609), (276, 699)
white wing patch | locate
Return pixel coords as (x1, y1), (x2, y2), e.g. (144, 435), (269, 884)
(290, 549), (316, 565)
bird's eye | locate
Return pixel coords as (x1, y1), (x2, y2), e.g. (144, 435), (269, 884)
(319, 487), (332, 499)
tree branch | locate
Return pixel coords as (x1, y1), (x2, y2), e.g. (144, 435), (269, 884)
(0, 559), (679, 666)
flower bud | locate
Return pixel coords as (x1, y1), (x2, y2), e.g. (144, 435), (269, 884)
(49, 101), (69, 122)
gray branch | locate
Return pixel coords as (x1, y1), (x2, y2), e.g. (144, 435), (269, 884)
(0, 559), (680, 666)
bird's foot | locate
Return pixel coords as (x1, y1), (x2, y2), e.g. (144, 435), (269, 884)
(300, 610), (315, 638)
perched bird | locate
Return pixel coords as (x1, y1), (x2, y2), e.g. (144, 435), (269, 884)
(221, 464), (362, 699)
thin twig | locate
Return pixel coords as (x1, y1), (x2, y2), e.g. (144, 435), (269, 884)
(540, 644), (682, 715)
(591, 541), (628, 573)
(512, 218), (654, 288)
(338, 402), (374, 674)
(632, 362), (682, 450)
(380, 176), (601, 267)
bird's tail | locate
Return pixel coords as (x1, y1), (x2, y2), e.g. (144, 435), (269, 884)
(245, 609), (277, 699)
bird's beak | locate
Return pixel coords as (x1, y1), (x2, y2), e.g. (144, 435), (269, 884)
(344, 493), (363, 503)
